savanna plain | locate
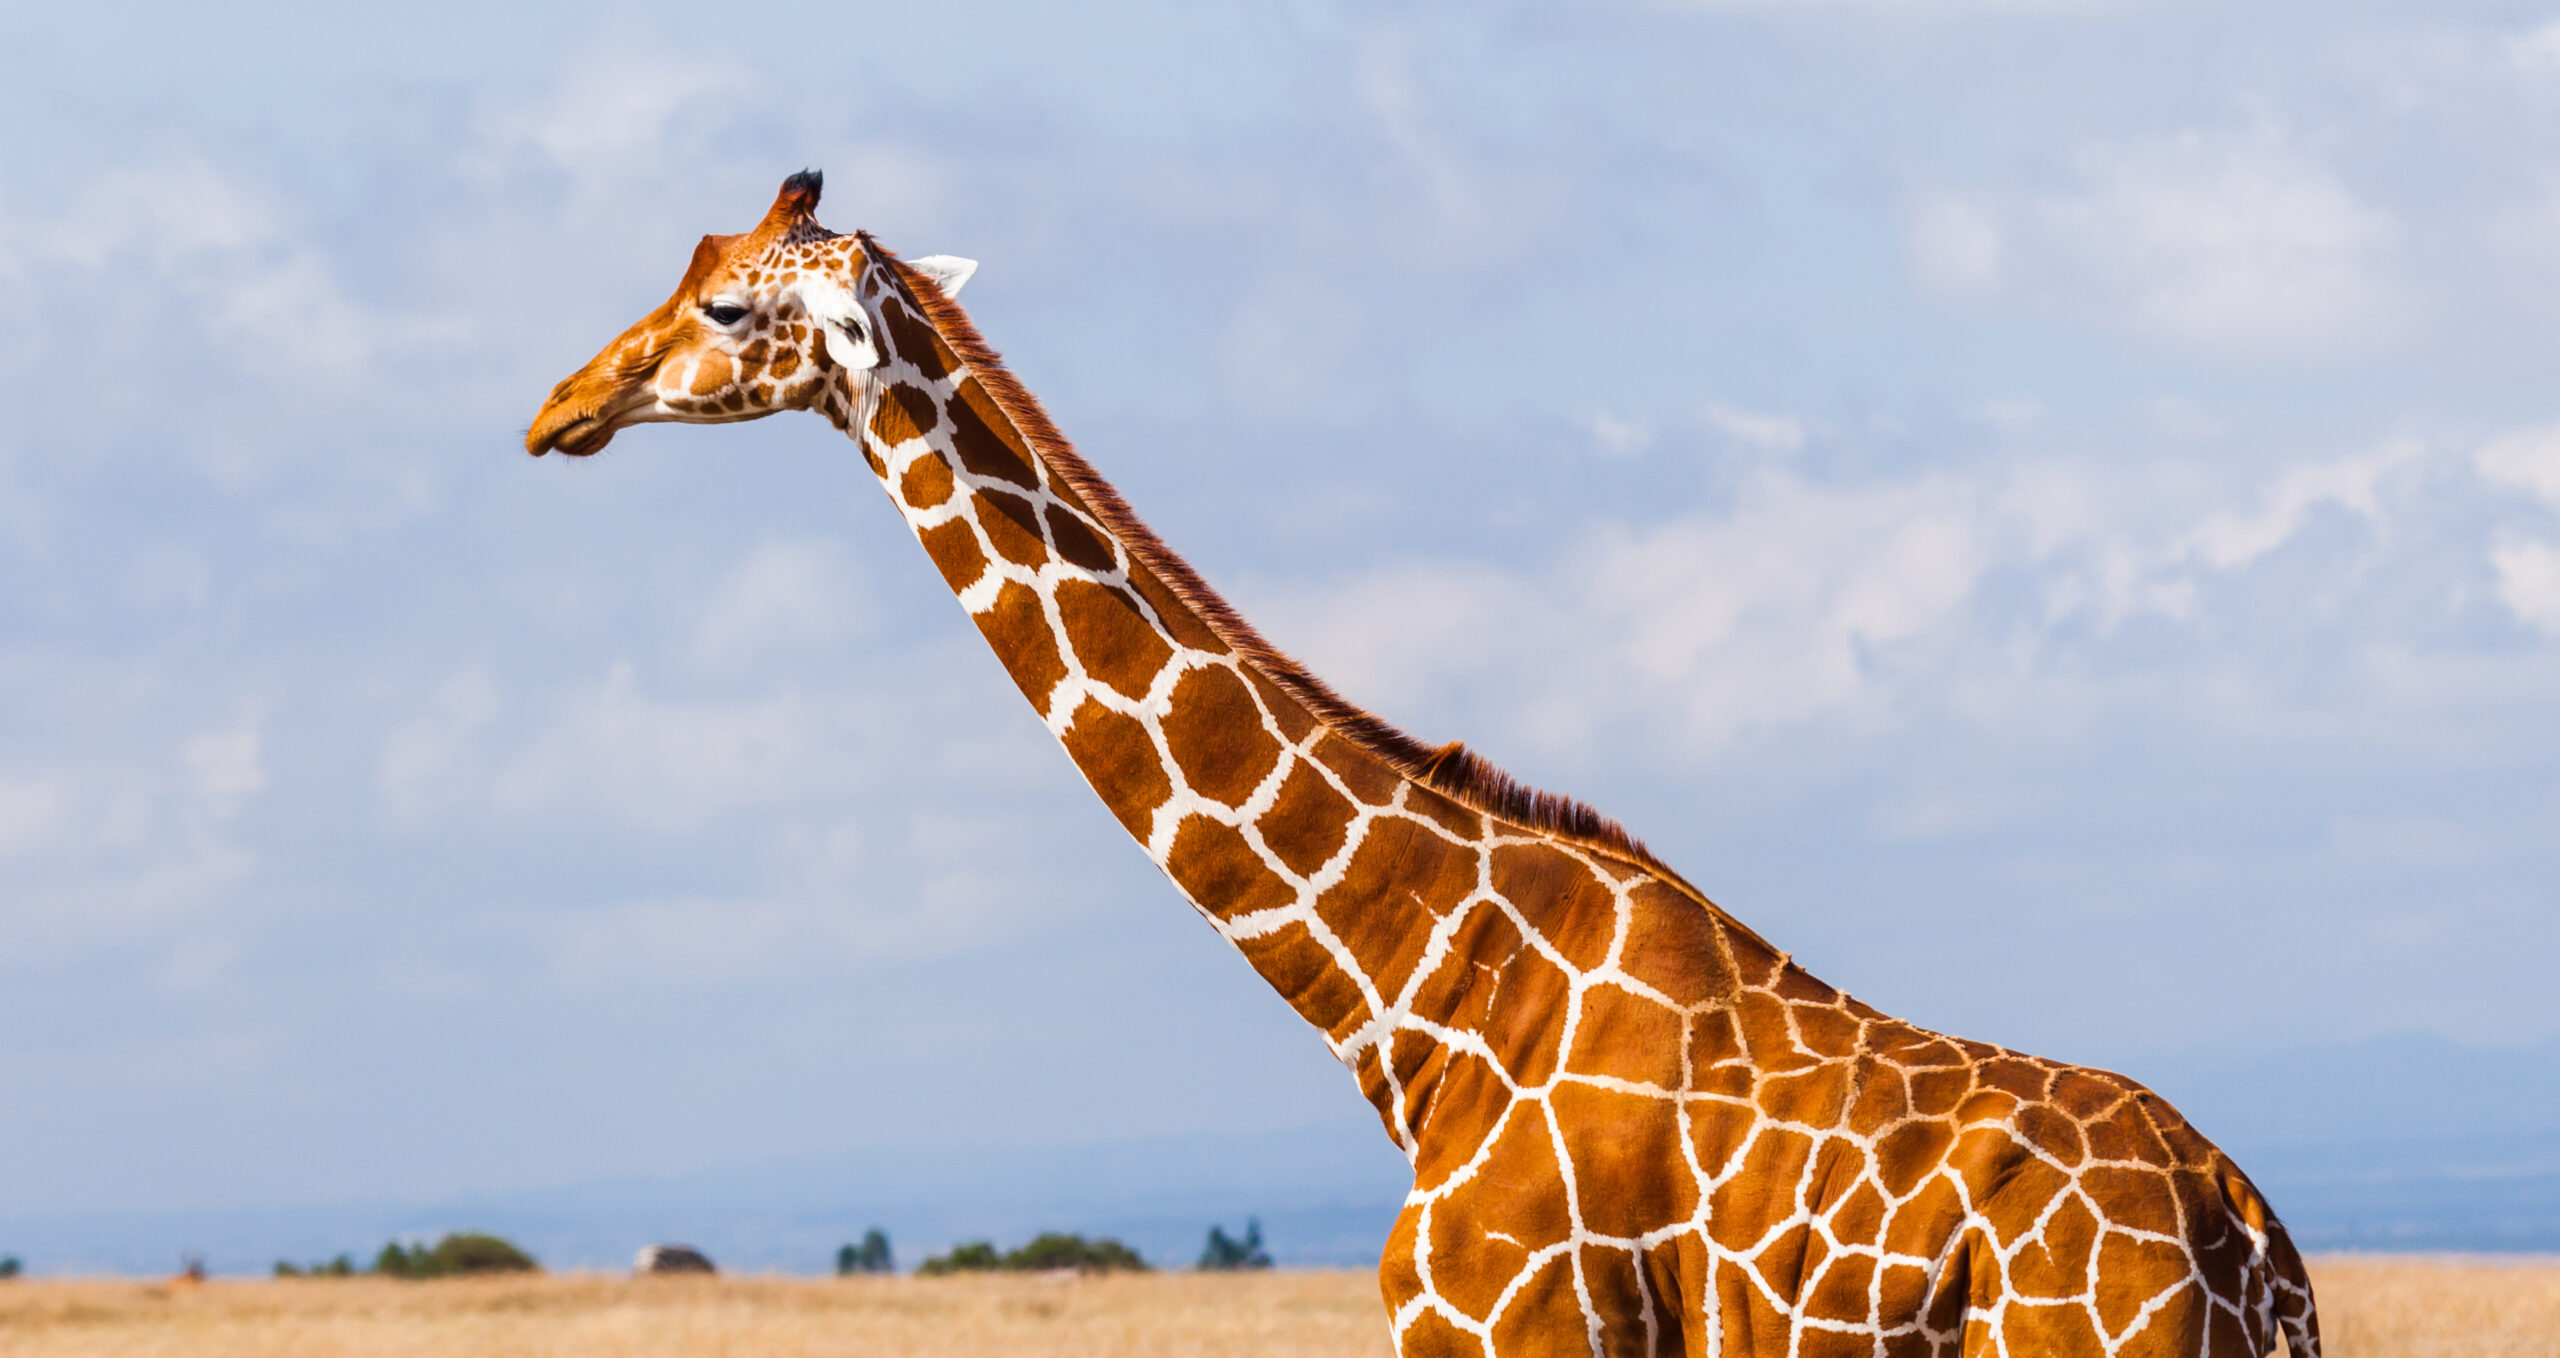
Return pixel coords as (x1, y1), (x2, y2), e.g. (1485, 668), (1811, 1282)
(0, 1258), (2551, 1358)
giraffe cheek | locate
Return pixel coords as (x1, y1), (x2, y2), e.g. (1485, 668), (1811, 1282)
(689, 352), (734, 396)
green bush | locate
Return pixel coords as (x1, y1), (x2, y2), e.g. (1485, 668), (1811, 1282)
(0, 1255), (20, 1280)
(918, 1240), (1002, 1275)
(836, 1228), (894, 1276)
(273, 1254), (356, 1278)
(372, 1232), (539, 1279)
(1009, 1232), (1147, 1273)
(1198, 1219), (1272, 1271)
(919, 1233), (1147, 1276)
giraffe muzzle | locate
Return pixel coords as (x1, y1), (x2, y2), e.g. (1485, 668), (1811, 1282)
(527, 379), (653, 457)
(528, 412), (613, 458)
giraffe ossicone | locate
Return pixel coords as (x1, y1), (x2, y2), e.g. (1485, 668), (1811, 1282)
(528, 173), (2323, 1358)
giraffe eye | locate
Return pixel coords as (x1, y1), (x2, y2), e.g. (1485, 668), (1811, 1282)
(703, 302), (750, 326)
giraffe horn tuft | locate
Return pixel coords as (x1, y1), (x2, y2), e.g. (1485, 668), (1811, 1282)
(776, 169), (823, 217)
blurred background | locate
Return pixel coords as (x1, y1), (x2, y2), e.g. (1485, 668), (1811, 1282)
(1, 0), (2556, 1272)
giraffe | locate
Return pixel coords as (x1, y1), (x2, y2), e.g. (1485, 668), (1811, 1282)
(527, 172), (2322, 1358)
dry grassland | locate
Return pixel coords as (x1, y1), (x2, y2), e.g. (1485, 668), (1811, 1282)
(0, 1257), (2548, 1357)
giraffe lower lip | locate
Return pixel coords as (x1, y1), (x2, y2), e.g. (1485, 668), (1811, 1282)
(547, 418), (613, 457)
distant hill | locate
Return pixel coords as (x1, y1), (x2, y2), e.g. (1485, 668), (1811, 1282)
(5, 1033), (2555, 1275)
(2148, 1032), (2560, 1252)
(0, 1117), (1409, 1277)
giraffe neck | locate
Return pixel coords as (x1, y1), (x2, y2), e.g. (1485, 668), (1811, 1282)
(820, 247), (1705, 1148)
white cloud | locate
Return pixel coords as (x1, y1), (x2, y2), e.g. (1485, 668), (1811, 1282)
(691, 539), (867, 667)
(491, 664), (827, 834)
(184, 728), (265, 819)
(2511, 20), (2560, 71)
(2175, 438), (2424, 570)
(2491, 538), (2560, 632)
(1640, 0), (2132, 11)
(2478, 423), (2560, 507)
(1259, 560), (1511, 718)
(384, 662), (857, 836)
(1704, 403), (1807, 454)
(380, 668), (503, 824)
(1219, 282), (1355, 408)
(0, 156), (377, 375)
(1580, 474), (1985, 745)
(2016, 440), (2437, 629)
(1590, 412), (1653, 457)
(1910, 128), (2394, 355)
(0, 744), (262, 962)
(480, 48), (754, 174)
(1909, 195), (2004, 296)
(1265, 470), (1994, 753)
(1263, 425), (2497, 763)
(552, 896), (826, 987)
(1974, 397), (2044, 434)
(0, 779), (63, 859)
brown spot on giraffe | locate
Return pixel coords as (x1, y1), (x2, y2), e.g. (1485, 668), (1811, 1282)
(916, 518), (985, 592)
(1045, 503), (1118, 572)
(1058, 698), (1168, 839)
(974, 487), (1049, 567)
(1162, 664), (1283, 806)
(525, 172), (2325, 1358)
(974, 580), (1065, 714)
(898, 452), (953, 509)
(1258, 760), (1358, 878)
(1054, 578), (1173, 701)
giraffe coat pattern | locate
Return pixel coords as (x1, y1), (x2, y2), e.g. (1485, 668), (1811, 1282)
(527, 175), (2322, 1358)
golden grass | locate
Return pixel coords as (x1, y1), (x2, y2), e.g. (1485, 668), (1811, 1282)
(2306, 1256), (2560, 1358)
(0, 1256), (2546, 1357)
(0, 1271), (1389, 1358)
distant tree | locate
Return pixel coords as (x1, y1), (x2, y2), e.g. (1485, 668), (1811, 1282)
(0, 1255), (21, 1280)
(837, 1228), (894, 1276)
(919, 1240), (1002, 1275)
(1007, 1232), (1148, 1273)
(1198, 1218), (1272, 1271)
(373, 1233), (538, 1278)
(426, 1232), (539, 1276)
(921, 1232), (1150, 1275)
(276, 1253), (357, 1279)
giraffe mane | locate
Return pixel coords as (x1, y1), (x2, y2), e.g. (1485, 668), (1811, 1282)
(860, 234), (1681, 883)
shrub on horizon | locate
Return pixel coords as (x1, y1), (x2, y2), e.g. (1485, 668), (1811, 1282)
(373, 1232), (539, 1278)
(1197, 1218), (1272, 1271)
(836, 1228), (894, 1276)
(0, 1255), (20, 1280)
(273, 1254), (356, 1279)
(1008, 1232), (1148, 1274)
(918, 1240), (1002, 1275)
(918, 1233), (1147, 1275)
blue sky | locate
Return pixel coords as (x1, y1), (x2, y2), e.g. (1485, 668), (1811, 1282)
(3, 0), (2558, 1243)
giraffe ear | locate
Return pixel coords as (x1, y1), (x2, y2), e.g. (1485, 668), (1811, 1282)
(797, 276), (881, 371)
(908, 254), (977, 298)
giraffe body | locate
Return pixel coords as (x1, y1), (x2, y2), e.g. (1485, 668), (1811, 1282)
(529, 175), (2321, 1358)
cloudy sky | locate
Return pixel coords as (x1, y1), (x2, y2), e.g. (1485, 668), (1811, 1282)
(3, 0), (2558, 1227)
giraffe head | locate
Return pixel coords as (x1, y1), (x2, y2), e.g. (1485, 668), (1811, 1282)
(526, 170), (974, 457)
